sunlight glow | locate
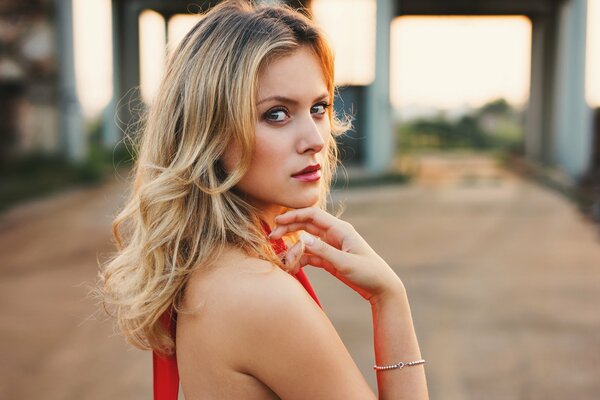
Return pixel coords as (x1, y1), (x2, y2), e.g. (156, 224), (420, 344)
(167, 14), (202, 54)
(391, 16), (532, 110)
(312, 0), (376, 85)
(139, 10), (166, 104)
(586, 0), (600, 107)
(73, 0), (112, 117)
(73, 3), (540, 116)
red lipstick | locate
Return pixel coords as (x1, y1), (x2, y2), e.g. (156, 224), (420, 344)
(292, 164), (321, 182)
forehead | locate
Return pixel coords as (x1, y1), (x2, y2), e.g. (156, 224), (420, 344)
(257, 46), (328, 100)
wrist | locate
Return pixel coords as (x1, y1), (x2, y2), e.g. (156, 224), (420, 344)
(369, 278), (408, 308)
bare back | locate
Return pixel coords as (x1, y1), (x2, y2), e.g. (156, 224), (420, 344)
(176, 244), (375, 400)
(176, 248), (283, 399)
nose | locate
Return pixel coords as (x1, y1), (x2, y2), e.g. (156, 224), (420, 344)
(296, 115), (326, 154)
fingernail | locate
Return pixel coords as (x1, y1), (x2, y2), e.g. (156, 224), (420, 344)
(268, 226), (278, 238)
(299, 232), (315, 246)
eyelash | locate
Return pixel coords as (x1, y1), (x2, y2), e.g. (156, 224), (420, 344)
(263, 102), (331, 123)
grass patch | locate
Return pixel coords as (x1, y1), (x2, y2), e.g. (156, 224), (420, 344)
(332, 170), (410, 189)
(0, 142), (132, 212)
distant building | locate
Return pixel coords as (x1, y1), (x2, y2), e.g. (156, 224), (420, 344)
(0, 0), (60, 159)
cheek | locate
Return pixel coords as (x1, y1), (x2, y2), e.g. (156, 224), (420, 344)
(253, 134), (288, 168)
(234, 137), (286, 191)
(321, 116), (332, 138)
(222, 141), (242, 173)
(321, 124), (333, 152)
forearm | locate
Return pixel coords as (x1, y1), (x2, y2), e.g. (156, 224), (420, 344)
(371, 283), (429, 400)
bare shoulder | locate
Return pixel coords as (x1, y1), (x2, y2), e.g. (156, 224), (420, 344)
(182, 248), (316, 320)
(180, 248), (375, 399)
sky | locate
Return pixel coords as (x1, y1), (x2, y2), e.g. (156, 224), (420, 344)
(72, 0), (113, 117)
(73, 0), (600, 117)
(390, 16), (532, 110)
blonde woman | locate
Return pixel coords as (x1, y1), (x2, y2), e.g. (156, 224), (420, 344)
(100, 1), (428, 399)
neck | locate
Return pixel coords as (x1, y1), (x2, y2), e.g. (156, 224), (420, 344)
(258, 204), (287, 230)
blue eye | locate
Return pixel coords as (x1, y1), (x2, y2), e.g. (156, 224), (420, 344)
(311, 102), (330, 115)
(265, 108), (288, 122)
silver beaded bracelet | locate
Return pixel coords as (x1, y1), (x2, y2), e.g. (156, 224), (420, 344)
(373, 359), (426, 371)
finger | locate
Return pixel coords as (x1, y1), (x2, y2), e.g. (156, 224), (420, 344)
(283, 240), (304, 275)
(275, 207), (341, 232)
(299, 253), (338, 276)
(299, 232), (351, 275)
(272, 208), (349, 247)
(269, 222), (324, 241)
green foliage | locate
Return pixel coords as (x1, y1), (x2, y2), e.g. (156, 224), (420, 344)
(477, 98), (512, 115)
(332, 171), (409, 189)
(398, 98), (524, 153)
(0, 119), (134, 212)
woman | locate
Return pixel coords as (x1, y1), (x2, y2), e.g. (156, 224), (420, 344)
(100, 1), (428, 399)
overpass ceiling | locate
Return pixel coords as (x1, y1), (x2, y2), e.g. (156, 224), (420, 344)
(114, 0), (563, 18)
(396, 0), (564, 16)
(113, 0), (311, 18)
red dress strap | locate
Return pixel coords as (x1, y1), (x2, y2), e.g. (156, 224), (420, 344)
(153, 308), (179, 400)
(153, 224), (321, 399)
(293, 267), (321, 307)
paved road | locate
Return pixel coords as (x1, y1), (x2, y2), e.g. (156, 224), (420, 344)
(1, 154), (599, 399)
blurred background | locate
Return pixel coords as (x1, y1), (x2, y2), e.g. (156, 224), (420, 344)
(1, 0), (599, 398)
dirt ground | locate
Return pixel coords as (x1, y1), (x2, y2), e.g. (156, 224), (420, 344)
(1, 154), (599, 399)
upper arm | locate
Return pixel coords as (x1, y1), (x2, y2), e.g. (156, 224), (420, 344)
(227, 264), (377, 400)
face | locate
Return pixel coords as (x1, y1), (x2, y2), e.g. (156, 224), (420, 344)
(223, 46), (331, 223)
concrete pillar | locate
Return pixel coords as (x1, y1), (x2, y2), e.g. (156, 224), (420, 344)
(365, 0), (393, 174)
(526, 12), (558, 165)
(101, 0), (122, 147)
(56, 0), (85, 161)
(102, 100), (120, 146)
(552, 0), (593, 179)
(109, 0), (141, 138)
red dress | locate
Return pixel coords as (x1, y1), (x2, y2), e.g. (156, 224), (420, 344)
(152, 228), (321, 399)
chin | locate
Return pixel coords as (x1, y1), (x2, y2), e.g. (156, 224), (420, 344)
(287, 194), (320, 209)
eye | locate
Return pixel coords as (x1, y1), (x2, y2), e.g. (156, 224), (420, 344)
(264, 107), (289, 123)
(311, 102), (330, 116)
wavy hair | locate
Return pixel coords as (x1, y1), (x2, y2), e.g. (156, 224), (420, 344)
(99, 0), (349, 355)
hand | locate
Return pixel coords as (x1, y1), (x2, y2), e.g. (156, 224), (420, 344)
(280, 239), (305, 275)
(270, 207), (404, 303)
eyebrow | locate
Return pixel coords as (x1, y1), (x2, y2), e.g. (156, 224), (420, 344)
(256, 93), (330, 106)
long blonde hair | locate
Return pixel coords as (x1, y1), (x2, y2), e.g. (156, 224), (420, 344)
(99, 0), (349, 355)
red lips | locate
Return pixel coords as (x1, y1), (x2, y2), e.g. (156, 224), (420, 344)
(292, 164), (321, 177)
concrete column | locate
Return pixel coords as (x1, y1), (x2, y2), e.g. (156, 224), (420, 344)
(365, 0), (393, 174)
(109, 0), (141, 137)
(552, 0), (593, 179)
(526, 12), (558, 165)
(56, 0), (85, 161)
(102, 101), (120, 146)
(101, 1), (122, 147)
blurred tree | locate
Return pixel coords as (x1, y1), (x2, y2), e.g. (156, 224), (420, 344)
(476, 98), (511, 115)
(397, 97), (524, 152)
